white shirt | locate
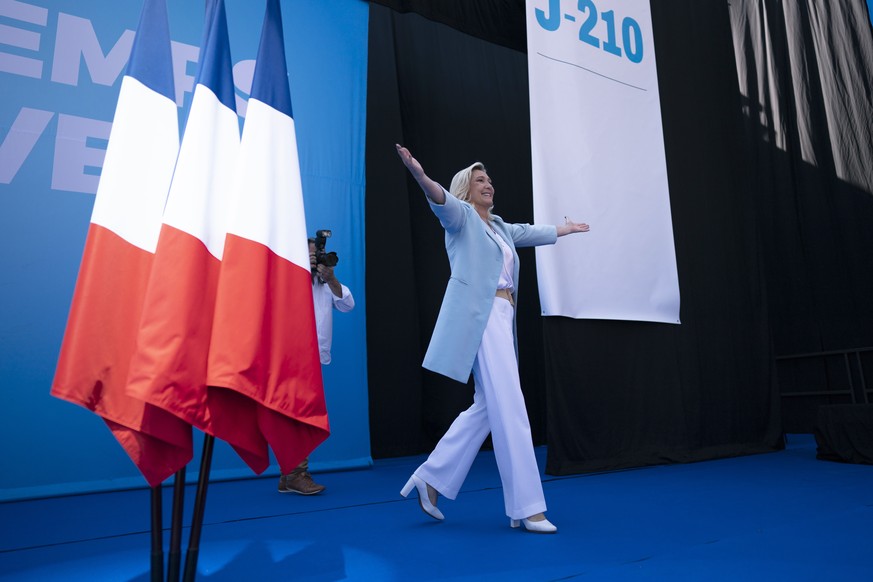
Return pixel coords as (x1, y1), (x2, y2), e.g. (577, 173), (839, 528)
(494, 228), (515, 290)
(312, 279), (355, 364)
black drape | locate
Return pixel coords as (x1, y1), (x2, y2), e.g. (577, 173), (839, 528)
(365, 3), (546, 457)
(368, 0), (527, 52)
(544, 0), (782, 474)
(729, 0), (873, 431)
(365, 0), (873, 472)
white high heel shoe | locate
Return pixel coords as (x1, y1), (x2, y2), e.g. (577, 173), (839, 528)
(400, 475), (444, 521)
(510, 516), (557, 534)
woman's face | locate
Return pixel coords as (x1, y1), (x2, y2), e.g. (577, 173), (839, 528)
(468, 169), (494, 212)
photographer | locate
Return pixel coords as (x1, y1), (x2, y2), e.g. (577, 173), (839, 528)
(278, 231), (355, 495)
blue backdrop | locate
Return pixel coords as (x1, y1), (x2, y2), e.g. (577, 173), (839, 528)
(0, 0), (369, 500)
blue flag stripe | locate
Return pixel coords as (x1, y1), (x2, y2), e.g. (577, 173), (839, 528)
(196, 0), (236, 112)
(250, 0), (294, 118)
(126, 0), (175, 102)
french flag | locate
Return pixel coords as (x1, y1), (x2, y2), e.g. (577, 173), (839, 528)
(51, 0), (192, 487)
(207, 0), (329, 474)
(125, 0), (270, 473)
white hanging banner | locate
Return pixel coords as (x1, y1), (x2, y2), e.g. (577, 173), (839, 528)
(526, 0), (680, 324)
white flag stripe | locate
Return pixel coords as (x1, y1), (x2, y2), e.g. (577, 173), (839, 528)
(89, 76), (178, 252)
(226, 97), (309, 271)
(161, 84), (238, 258)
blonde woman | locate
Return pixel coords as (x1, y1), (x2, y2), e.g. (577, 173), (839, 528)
(396, 144), (589, 533)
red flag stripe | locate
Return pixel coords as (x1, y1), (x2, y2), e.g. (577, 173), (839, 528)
(127, 225), (271, 471)
(52, 226), (192, 485)
(207, 234), (328, 471)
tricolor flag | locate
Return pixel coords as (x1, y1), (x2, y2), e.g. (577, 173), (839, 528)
(125, 0), (270, 473)
(207, 0), (329, 473)
(51, 0), (192, 487)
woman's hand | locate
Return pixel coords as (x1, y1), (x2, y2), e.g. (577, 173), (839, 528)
(556, 216), (590, 237)
(395, 144), (446, 204)
(395, 144), (424, 180)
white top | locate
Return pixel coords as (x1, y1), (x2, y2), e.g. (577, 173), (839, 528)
(494, 228), (515, 291)
(311, 279), (355, 365)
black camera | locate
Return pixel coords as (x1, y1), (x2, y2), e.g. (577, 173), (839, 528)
(313, 229), (339, 267)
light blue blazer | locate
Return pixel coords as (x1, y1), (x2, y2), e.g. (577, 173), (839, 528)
(423, 189), (557, 383)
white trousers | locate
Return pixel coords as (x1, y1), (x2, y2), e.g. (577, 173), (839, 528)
(414, 297), (547, 520)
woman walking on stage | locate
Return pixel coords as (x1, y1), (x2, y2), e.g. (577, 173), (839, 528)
(395, 144), (590, 533)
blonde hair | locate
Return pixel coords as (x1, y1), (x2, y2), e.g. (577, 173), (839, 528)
(449, 162), (494, 219)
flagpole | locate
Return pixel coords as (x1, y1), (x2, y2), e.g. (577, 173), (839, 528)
(167, 467), (187, 582)
(182, 434), (214, 582)
(149, 486), (163, 582)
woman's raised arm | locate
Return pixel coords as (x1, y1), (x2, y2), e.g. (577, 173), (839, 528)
(395, 144), (446, 205)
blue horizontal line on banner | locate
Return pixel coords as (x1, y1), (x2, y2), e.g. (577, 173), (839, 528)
(536, 52), (647, 91)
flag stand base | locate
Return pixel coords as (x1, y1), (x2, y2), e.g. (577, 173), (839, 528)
(150, 485), (163, 582)
(182, 434), (215, 582)
(167, 466), (186, 581)
(150, 435), (214, 581)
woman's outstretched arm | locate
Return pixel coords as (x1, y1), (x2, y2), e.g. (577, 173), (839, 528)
(395, 144), (446, 205)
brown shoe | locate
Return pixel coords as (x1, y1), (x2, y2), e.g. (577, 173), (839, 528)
(278, 471), (326, 495)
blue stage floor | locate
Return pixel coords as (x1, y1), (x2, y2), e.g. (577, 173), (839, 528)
(1, 434), (871, 581)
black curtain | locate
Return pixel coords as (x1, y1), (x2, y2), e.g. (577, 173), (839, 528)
(368, 0), (527, 52)
(365, 3), (546, 457)
(729, 0), (873, 431)
(365, 0), (873, 472)
(543, 0), (783, 474)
